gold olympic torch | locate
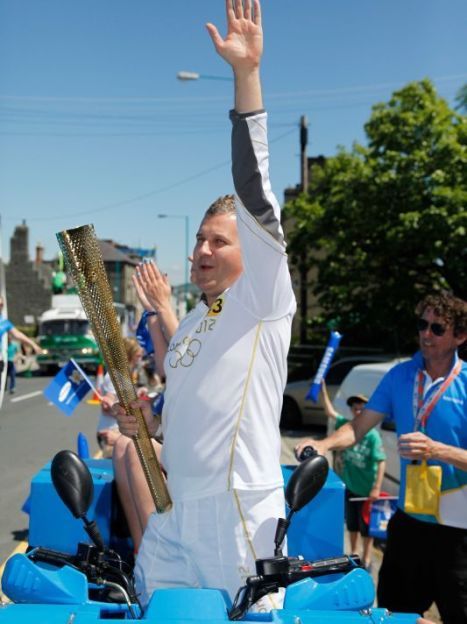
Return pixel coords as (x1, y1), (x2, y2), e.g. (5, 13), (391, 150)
(57, 224), (172, 513)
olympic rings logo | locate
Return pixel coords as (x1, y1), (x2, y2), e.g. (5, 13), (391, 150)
(168, 337), (202, 369)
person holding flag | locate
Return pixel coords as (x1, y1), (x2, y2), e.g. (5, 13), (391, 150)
(112, 260), (178, 551)
(97, 337), (147, 458)
(319, 380), (386, 572)
(0, 296), (43, 375)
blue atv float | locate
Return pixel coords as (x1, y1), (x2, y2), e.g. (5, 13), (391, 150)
(0, 451), (418, 623)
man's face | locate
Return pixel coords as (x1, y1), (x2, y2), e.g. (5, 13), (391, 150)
(418, 306), (466, 362)
(192, 213), (243, 305)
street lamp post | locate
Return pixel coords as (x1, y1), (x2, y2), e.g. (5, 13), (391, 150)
(157, 214), (190, 315)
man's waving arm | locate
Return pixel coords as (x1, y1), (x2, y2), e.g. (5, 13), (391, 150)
(206, 0), (263, 114)
(206, 1), (293, 318)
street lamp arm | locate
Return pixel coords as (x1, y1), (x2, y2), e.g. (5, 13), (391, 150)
(177, 71), (233, 82)
(177, 71), (200, 81)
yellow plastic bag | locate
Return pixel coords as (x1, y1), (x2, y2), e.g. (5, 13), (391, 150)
(404, 460), (442, 516)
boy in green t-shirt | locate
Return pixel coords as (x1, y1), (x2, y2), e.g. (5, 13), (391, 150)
(321, 381), (386, 571)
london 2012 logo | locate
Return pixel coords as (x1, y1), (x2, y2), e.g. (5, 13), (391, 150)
(168, 337), (202, 369)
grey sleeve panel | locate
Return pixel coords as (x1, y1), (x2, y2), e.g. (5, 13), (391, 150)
(230, 110), (285, 247)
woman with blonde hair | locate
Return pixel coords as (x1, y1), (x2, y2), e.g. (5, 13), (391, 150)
(96, 337), (146, 458)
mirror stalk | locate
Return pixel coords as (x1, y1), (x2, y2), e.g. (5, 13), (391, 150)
(274, 514), (292, 557)
(83, 516), (105, 552)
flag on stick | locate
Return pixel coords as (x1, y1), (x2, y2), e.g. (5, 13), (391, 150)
(43, 359), (94, 416)
(306, 331), (342, 403)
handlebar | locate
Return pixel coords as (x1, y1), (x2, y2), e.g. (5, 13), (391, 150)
(28, 542), (361, 621)
(229, 553), (361, 620)
(28, 542), (140, 614)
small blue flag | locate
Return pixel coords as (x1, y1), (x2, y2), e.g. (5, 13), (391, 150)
(369, 497), (398, 540)
(43, 359), (93, 416)
(152, 392), (164, 417)
(305, 331), (343, 403)
(136, 312), (154, 355)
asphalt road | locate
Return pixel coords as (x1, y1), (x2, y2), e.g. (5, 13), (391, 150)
(0, 373), (100, 565)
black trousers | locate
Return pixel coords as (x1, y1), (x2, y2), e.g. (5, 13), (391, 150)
(377, 509), (467, 623)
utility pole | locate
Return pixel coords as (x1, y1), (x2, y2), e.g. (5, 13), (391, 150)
(299, 115), (309, 344)
(300, 115), (309, 191)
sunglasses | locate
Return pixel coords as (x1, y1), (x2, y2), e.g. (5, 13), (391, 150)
(416, 318), (447, 337)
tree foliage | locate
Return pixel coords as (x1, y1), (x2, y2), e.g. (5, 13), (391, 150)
(285, 80), (467, 352)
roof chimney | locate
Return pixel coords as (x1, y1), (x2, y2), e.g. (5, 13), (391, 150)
(35, 243), (44, 265)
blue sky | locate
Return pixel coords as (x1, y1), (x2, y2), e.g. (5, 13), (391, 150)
(1, 0), (466, 286)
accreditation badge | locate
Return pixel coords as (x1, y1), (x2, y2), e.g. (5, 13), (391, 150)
(404, 460), (442, 516)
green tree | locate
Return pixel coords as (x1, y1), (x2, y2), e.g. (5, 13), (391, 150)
(285, 80), (467, 352)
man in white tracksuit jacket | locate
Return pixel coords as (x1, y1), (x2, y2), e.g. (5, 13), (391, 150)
(117, 0), (296, 609)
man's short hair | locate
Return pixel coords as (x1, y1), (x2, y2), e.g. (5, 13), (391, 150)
(415, 292), (467, 337)
(203, 195), (236, 220)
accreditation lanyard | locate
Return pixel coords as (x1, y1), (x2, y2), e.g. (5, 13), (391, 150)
(412, 360), (462, 433)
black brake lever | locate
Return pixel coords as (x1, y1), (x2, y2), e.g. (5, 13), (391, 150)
(29, 547), (78, 568)
(228, 576), (280, 621)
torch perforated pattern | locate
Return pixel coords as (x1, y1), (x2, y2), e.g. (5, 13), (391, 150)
(57, 224), (172, 513)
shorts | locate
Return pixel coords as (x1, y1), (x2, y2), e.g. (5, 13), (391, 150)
(135, 487), (285, 610)
(345, 489), (369, 537)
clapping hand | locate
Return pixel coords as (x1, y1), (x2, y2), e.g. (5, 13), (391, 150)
(133, 260), (172, 313)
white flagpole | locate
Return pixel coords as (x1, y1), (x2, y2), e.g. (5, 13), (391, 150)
(348, 496), (398, 502)
(70, 357), (102, 400)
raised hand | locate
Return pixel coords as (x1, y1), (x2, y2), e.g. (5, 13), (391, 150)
(206, 0), (262, 72)
(133, 260), (172, 313)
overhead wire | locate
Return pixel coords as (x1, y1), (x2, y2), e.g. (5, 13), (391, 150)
(0, 73), (464, 136)
(2, 126), (297, 222)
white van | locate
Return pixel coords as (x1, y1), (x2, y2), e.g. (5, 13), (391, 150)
(331, 359), (409, 496)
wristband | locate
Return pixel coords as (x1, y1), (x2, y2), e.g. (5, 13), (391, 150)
(142, 310), (157, 320)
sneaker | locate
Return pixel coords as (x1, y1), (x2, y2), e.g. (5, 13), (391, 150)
(363, 562), (373, 573)
(9, 389), (15, 394)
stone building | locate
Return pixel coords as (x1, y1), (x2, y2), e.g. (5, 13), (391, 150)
(4, 222), (147, 330)
(5, 222), (52, 327)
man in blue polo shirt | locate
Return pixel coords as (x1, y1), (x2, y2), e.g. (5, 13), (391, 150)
(295, 292), (467, 623)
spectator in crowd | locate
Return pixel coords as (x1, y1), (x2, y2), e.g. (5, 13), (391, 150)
(6, 335), (19, 394)
(112, 260), (178, 551)
(0, 297), (43, 378)
(296, 292), (467, 623)
(320, 380), (386, 571)
(97, 337), (146, 458)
